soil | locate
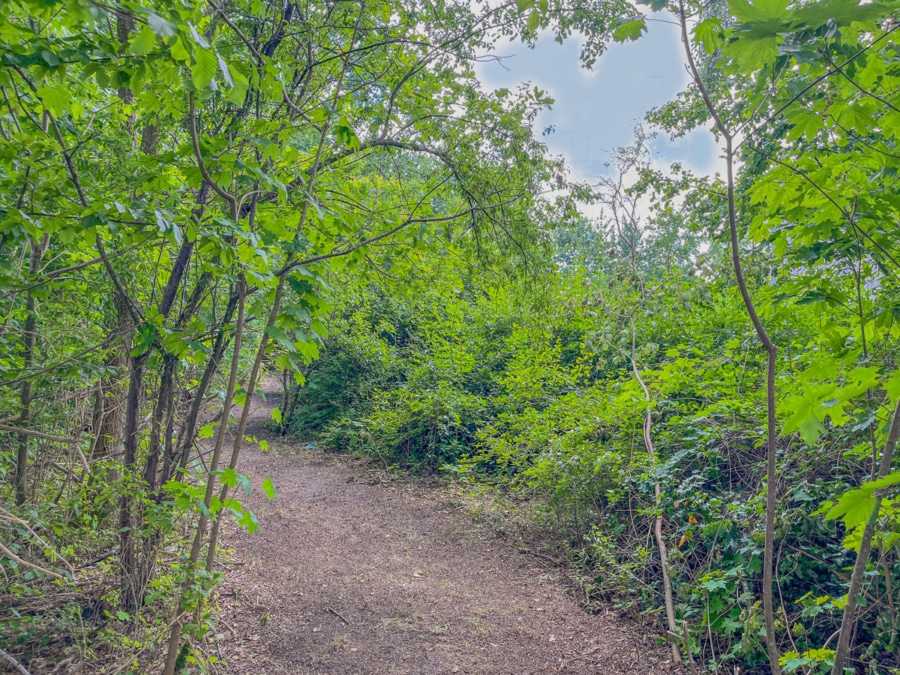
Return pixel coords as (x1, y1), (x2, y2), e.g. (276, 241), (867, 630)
(215, 384), (681, 674)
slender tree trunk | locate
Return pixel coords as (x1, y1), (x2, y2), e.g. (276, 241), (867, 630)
(629, 320), (681, 664)
(14, 301), (36, 505)
(117, 200), (205, 609)
(163, 290), (240, 485)
(677, 6), (782, 669)
(119, 350), (147, 611)
(113, 1), (146, 613)
(14, 236), (48, 505)
(163, 283), (246, 675)
(14, 300), (36, 504)
(133, 354), (177, 593)
(144, 355), (177, 492)
(831, 398), (900, 674)
(280, 368), (291, 435)
(726, 138), (783, 675)
(91, 290), (133, 462)
(118, 8), (159, 157)
(115, 9), (138, 148)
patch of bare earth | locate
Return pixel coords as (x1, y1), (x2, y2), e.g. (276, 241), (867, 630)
(215, 386), (679, 674)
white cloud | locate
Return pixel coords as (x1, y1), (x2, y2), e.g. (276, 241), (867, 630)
(474, 17), (718, 183)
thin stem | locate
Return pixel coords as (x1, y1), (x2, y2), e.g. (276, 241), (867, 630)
(629, 318), (681, 664)
(188, 93), (238, 220)
(161, 282), (245, 675)
(831, 397), (900, 674)
(677, 3), (782, 671)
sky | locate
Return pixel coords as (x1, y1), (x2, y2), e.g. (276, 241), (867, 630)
(473, 17), (719, 182)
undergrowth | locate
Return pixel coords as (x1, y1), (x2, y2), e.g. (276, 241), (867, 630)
(283, 264), (900, 674)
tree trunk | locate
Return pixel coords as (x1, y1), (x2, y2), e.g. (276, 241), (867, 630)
(144, 355), (177, 492)
(14, 236), (48, 505)
(164, 289), (240, 485)
(831, 397), (900, 674)
(119, 351), (147, 611)
(91, 290), (133, 462)
(140, 123), (159, 155)
(163, 285), (246, 675)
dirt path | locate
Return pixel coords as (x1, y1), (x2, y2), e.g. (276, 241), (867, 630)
(216, 386), (679, 674)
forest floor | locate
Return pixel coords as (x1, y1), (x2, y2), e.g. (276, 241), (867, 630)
(214, 383), (680, 674)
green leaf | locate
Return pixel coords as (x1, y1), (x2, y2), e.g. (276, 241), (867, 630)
(36, 85), (71, 117)
(334, 124), (359, 149)
(234, 388), (247, 407)
(129, 324), (155, 357)
(217, 53), (234, 87)
(161, 332), (189, 357)
(613, 18), (647, 42)
(693, 18), (722, 55)
(516, 0), (535, 10)
(797, 414), (826, 445)
(41, 50), (59, 67)
(526, 9), (540, 31)
(703, 578), (729, 592)
(192, 48), (219, 90)
(170, 36), (191, 63)
(785, 109), (825, 142)
(723, 33), (779, 69)
(885, 371), (900, 403)
(262, 477), (277, 499)
(226, 69), (249, 105)
(825, 472), (900, 528)
(237, 472), (252, 495)
(220, 467), (238, 489)
(236, 508), (259, 533)
(147, 13), (177, 37)
(792, 0), (889, 30)
(728, 0), (791, 22)
(266, 325), (297, 352)
(130, 25), (157, 56)
(188, 24), (210, 49)
(271, 408), (282, 424)
(781, 388), (829, 445)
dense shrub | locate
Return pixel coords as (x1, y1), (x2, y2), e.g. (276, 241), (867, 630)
(284, 255), (900, 672)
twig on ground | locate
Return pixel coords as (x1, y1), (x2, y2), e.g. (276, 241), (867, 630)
(219, 619), (237, 637)
(75, 550), (116, 570)
(0, 647), (32, 675)
(325, 606), (351, 625)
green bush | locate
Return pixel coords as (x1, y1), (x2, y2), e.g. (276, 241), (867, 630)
(282, 256), (900, 672)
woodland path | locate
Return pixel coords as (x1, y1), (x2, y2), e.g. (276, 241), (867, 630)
(215, 383), (679, 674)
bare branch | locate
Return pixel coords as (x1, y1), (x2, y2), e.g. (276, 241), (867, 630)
(0, 423), (81, 444)
(0, 647), (32, 675)
(0, 540), (64, 580)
